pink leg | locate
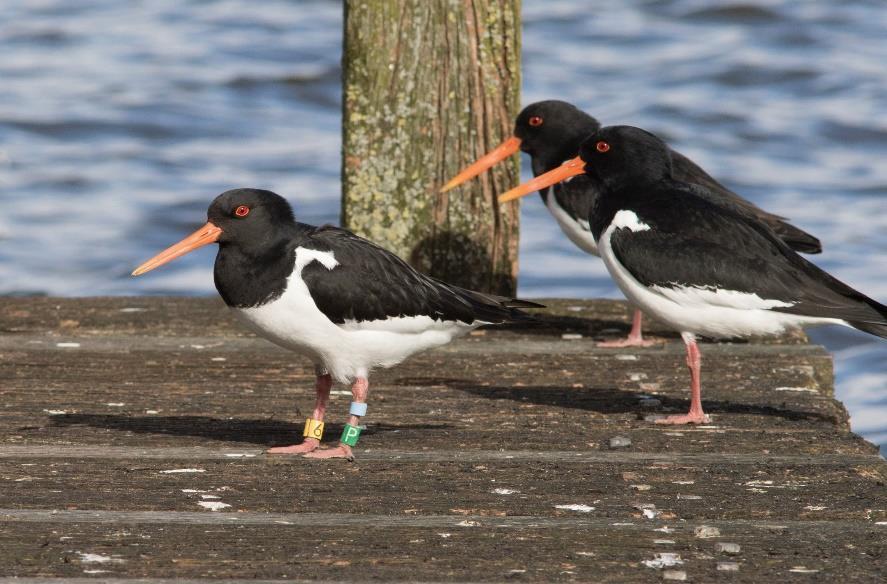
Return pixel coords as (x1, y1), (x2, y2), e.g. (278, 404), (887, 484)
(267, 373), (332, 454)
(303, 377), (369, 460)
(655, 333), (711, 425)
(597, 309), (660, 347)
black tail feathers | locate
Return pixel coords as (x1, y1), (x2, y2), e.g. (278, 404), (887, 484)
(502, 298), (547, 309)
(490, 295), (546, 323)
(774, 222), (823, 254)
(461, 289), (546, 323)
(850, 299), (887, 339)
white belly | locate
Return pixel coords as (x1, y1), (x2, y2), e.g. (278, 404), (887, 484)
(546, 189), (599, 256)
(233, 248), (476, 383)
(597, 216), (845, 339)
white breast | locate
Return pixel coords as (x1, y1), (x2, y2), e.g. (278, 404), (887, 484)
(546, 185), (599, 256)
(597, 211), (846, 339)
(232, 247), (477, 383)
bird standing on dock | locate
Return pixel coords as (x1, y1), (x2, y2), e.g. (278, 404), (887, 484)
(132, 188), (542, 458)
(499, 125), (887, 424)
(441, 100), (821, 347)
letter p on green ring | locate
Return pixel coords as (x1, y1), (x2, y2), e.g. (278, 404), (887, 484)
(340, 423), (362, 447)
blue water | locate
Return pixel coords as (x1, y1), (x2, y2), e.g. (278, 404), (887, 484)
(1, 0), (885, 448)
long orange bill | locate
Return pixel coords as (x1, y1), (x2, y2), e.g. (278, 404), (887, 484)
(498, 156), (587, 203)
(440, 136), (522, 193)
(131, 222), (222, 276)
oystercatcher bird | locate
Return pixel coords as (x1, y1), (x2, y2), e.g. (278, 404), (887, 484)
(499, 125), (886, 424)
(132, 188), (542, 458)
(442, 100), (821, 347)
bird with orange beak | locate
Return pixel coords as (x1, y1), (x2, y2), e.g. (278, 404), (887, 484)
(133, 188), (542, 459)
(498, 125), (887, 425)
(442, 100), (821, 347)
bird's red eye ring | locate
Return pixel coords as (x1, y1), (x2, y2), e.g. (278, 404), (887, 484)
(528, 115), (543, 127)
(596, 141), (611, 153)
(234, 205), (250, 217)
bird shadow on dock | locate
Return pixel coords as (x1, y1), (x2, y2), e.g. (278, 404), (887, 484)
(49, 413), (452, 446)
(396, 377), (836, 423)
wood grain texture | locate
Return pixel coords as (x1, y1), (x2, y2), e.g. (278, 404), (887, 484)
(342, 0), (521, 295)
(2, 297), (885, 581)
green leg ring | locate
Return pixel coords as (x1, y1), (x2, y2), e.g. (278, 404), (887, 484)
(340, 423), (362, 447)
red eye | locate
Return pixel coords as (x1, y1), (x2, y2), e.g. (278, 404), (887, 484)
(596, 141), (611, 153)
(528, 115), (543, 127)
(234, 205), (250, 217)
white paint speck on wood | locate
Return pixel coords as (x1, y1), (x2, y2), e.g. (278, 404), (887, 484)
(554, 504), (595, 512)
(642, 553), (683, 568)
(75, 552), (123, 564)
(197, 501), (231, 511)
(492, 488), (518, 495)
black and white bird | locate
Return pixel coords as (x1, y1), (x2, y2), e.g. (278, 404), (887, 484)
(132, 188), (542, 457)
(442, 100), (821, 347)
(499, 125), (886, 424)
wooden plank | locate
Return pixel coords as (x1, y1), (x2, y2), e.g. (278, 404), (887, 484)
(1, 297), (884, 582)
(0, 445), (881, 465)
(3, 509), (886, 529)
(1, 520), (884, 581)
(2, 457), (885, 521)
(0, 331), (844, 453)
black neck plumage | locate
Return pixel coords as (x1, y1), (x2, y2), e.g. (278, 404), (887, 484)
(213, 223), (312, 308)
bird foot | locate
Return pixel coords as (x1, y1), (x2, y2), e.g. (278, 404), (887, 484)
(597, 336), (661, 348)
(302, 444), (354, 461)
(267, 438), (320, 455)
(653, 413), (711, 425)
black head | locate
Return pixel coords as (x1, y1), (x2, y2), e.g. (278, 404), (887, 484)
(207, 188), (296, 250)
(440, 100), (600, 193)
(132, 188), (298, 278)
(514, 100), (601, 170)
(577, 125), (673, 189)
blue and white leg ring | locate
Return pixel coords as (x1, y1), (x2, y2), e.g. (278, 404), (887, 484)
(349, 401), (368, 417)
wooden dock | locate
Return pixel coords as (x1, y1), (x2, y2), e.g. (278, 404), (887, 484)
(1, 297), (884, 582)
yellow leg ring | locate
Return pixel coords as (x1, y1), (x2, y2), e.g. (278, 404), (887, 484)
(303, 418), (324, 440)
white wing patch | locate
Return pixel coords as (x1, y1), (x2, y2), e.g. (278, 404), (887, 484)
(651, 285), (795, 310)
(294, 247), (338, 273)
(611, 210), (651, 233)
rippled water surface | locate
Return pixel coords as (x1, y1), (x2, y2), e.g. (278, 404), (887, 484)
(1, 1), (885, 448)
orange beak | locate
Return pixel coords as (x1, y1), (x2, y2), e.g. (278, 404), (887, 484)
(498, 156), (587, 204)
(131, 222), (222, 276)
(440, 136), (522, 193)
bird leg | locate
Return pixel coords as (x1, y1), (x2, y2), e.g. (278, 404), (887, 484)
(656, 333), (711, 425)
(597, 309), (660, 347)
(267, 373), (332, 454)
(303, 377), (369, 460)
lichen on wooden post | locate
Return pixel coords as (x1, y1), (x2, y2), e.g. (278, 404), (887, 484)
(342, 0), (522, 295)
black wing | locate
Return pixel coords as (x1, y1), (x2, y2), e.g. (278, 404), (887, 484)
(607, 188), (886, 336)
(299, 225), (542, 325)
(668, 148), (822, 254)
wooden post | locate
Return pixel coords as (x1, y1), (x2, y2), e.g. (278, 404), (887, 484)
(342, 0), (522, 295)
